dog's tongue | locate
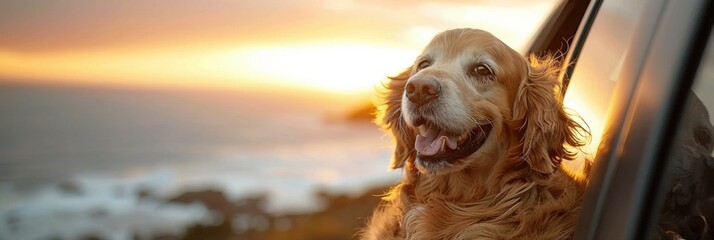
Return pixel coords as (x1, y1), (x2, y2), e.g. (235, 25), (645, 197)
(415, 127), (458, 156)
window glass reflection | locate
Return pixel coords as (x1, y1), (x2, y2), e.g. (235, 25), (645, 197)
(563, 0), (648, 169)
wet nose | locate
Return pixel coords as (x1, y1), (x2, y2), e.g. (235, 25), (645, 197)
(405, 77), (441, 105)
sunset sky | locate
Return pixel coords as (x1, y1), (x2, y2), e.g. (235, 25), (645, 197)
(0, 0), (559, 94)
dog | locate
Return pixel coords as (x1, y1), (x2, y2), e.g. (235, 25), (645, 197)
(361, 28), (590, 240)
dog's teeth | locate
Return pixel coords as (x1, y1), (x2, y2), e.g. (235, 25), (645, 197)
(447, 136), (458, 149)
(458, 133), (469, 142)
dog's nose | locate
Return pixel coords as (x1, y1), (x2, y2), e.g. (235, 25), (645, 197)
(406, 77), (441, 105)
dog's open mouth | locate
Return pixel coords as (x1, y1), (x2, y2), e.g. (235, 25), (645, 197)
(414, 118), (492, 163)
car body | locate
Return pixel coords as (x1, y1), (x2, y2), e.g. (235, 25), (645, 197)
(529, 0), (713, 239)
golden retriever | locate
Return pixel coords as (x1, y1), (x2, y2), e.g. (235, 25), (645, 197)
(362, 28), (590, 240)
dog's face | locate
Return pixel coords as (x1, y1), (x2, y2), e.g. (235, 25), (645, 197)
(401, 29), (526, 174)
(379, 28), (585, 175)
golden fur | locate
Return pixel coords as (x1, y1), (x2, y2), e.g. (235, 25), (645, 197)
(362, 29), (590, 240)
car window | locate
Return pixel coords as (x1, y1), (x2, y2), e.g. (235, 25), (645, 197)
(562, 0), (650, 168)
(566, 0), (714, 238)
(647, 29), (714, 240)
(570, 0), (713, 237)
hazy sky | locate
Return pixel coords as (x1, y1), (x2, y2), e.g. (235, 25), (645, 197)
(0, 0), (559, 93)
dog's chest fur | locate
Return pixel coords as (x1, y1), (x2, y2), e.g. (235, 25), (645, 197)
(391, 170), (585, 240)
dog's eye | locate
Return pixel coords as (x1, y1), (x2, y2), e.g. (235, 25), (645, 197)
(417, 60), (431, 71)
(474, 64), (492, 76)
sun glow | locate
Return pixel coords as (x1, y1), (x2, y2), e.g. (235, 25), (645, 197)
(561, 69), (614, 173)
(564, 93), (604, 157)
(0, 0), (563, 97)
(218, 43), (418, 93)
(0, 42), (418, 93)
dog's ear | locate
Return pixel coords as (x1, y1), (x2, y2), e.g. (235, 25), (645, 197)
(377, 67), (416, 169)
(511, 54), (588, 174)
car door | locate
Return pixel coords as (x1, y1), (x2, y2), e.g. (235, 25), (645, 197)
(549, 0), (714, 239)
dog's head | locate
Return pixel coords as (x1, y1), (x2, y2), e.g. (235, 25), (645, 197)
(378, 28), (586, 176)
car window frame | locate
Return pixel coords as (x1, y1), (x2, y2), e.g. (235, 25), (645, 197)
(565, 0), (714, 239)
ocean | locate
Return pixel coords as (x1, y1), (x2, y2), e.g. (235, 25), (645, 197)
(0, 84), (399, 239)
